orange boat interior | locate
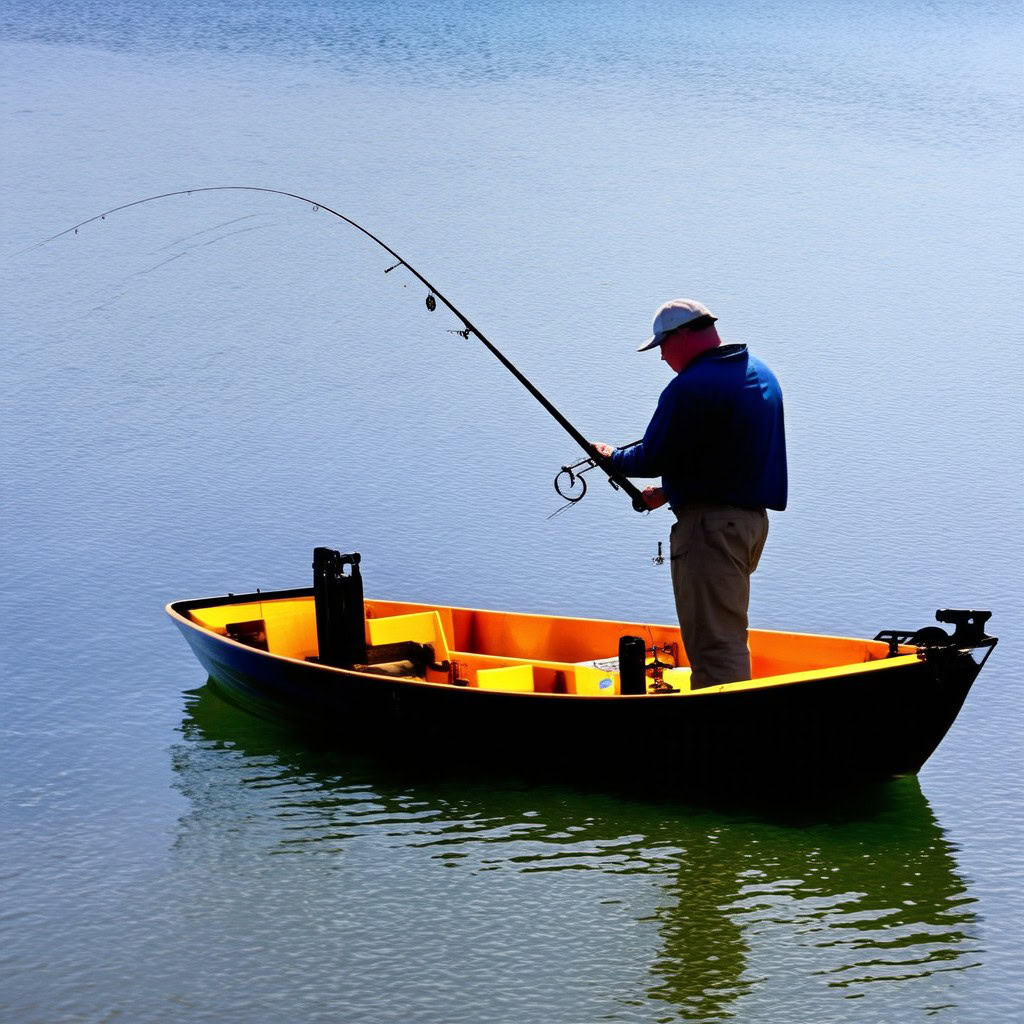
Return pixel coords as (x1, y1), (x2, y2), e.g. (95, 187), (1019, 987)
(183, 594), (916, 697)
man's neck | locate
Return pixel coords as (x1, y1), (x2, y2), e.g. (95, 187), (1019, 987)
(676, 333), (721, 371)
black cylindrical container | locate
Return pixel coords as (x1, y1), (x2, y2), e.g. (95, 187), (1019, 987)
(618, 635), (648, 695)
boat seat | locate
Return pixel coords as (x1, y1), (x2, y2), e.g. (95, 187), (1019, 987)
(475, 664), (535, 693)
(366, 610), (452, 663)
(569, 664), (619, 696)
(192, 599), (318, 659)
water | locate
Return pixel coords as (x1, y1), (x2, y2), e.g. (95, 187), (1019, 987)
(1, 2), (1022, 1021)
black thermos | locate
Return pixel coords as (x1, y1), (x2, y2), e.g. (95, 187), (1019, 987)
(618, 635), (647, 695)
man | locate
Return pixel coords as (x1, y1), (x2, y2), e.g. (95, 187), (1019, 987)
(593, 299), (787, 688)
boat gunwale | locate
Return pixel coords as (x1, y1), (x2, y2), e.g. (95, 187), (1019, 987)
(166, 589), (923, 700)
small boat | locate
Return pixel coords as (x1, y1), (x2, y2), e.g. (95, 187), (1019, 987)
(167, 547), (997, 791)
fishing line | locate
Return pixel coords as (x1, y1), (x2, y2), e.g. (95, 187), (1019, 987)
(16, 185), (649, 513)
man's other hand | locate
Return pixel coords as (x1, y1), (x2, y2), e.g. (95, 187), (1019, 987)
(643, 486), (668, 510)
(591, 442), (615, 459)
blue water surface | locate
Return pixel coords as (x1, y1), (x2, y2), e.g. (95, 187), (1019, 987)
(1, 2), (1022, 1021)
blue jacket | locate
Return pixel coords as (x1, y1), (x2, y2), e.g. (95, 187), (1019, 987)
(611, 344), (787, 511)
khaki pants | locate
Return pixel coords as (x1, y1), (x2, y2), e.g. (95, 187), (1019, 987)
(670, 505), (769, 688)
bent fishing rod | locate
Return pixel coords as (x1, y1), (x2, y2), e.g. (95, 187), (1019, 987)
(20, 185), (648, 515)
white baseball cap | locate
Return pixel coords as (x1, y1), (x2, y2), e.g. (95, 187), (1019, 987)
(638, 299), (717, 351)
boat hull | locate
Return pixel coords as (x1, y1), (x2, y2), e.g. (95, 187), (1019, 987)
(171, 606), (985, 791)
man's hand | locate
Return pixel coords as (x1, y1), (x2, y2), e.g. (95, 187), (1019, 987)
(591, 442), (615, 459)
(642, 486), (668, 510)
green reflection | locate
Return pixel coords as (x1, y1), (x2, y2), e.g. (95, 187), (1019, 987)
(644, 783), (980, 1019)
(645, 829), (754, 1018)
(178, 683), (980, 1021)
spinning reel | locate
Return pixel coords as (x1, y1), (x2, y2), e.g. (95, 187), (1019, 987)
(550, 441), (642, 518)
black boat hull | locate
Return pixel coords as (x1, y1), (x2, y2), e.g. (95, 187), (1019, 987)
(172, 610), (985, 791)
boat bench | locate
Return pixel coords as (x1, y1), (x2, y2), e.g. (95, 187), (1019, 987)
(365, 611), (695, 695)
(366, 611), (619, 693)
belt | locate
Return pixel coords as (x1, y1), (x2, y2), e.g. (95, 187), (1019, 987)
(672, 502), (766, 515)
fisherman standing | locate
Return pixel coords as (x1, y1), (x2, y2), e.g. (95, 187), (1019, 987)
(593, 300), (787, 688)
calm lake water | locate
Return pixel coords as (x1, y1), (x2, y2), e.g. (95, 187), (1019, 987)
(2, 2), (1022, 1021)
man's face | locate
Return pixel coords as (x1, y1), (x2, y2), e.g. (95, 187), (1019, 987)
(659, 329), (690, 373)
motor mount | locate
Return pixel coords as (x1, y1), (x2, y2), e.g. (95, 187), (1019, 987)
(874, 608), (996, 661)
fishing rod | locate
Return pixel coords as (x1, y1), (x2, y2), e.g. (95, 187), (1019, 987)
(19, 185), (649, 514)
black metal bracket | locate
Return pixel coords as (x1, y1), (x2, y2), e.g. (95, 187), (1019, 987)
(359, 641), (451, 677)
(225, 618), (268, 651)
(364, 640), (431, 667)
(874, 608), (996, 660)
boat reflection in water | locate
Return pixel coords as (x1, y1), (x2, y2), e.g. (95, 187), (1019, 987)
(176, 683), (981, 1021)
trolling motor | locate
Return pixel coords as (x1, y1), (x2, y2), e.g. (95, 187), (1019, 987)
(874, 609), (997, 664)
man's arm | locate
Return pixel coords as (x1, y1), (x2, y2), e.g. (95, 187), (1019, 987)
(608, 379), (680, 478)
(591, 385), (681, 509)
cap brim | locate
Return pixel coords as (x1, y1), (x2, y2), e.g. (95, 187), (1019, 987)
(637, 314), (719, 352)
